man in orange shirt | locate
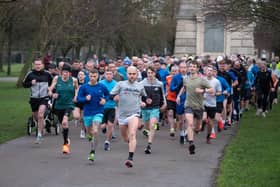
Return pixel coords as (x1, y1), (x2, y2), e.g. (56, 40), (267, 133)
(166, 65), (179, 136)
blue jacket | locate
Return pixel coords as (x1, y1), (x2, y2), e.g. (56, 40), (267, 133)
(216, 76), (231, 102)
(77, 83), (109, 116)
(246, 71), (254, 89)
(157, 68), (169, 92)
(170, 73), (186, 104)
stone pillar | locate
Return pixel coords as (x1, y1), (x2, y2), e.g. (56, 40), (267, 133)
(196, 16), (203, 55)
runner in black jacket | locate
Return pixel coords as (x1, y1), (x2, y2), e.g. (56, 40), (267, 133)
(23, 58), (53, 144)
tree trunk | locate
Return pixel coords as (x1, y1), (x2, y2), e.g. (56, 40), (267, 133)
(0, 41), (4, 72)
(7, 22), (13, 76)
(86, 44), (92, 60)
(74, 45), (81, 59)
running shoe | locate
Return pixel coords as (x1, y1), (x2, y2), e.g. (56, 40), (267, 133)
(218, 121), (224, 132)
(210, 132), (216, 139)
(62, 138), (71, 154)
(111, 135), (117, 139)
(88, 152), (95, 162)
(104, 141), (110, 151)
(80, 129), (86, 139)
(169, 128), (175, 137)
(144, 145), (152, 154)
(262, 112), (266, 118)
(35, 135), (42, 144)
(256, 109), (262, 116)
(62, 144), (70, 154)
(124, 159), (133, 168)
(142, 129), (149, 137)
(188, 144), (195, 155)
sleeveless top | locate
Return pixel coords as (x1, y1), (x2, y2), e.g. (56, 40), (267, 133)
(54, 76), (75, 110)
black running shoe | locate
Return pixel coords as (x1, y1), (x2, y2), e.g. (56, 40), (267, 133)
(189, 144), (195, 154)
(144, 145), (152, 154)
(125, 159), (133, 168)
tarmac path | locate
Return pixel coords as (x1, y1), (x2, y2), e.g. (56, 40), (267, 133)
(0, 122), (237, 187)
(0, 77), (18, 82)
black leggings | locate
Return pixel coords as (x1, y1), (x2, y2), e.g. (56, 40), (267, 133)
(257, 91), (269, 112)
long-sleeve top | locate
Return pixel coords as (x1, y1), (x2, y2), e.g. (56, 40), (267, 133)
(254, 70), (274, 93)
(216, 75), (231, 102)
(170, 73), (186, 102)
(141, 78), (166, 109)
(22, 69), (53, 99)
(77, 82), (109, 116)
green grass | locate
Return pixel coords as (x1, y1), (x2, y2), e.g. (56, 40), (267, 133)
(217, 103), (280, 187)
(0, 63), (24, 77)
(0, 82), (30, 144)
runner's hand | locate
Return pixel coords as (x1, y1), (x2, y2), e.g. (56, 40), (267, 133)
(31, 79), (36, 85)
(99, 98), (106, 105)
(140, 102), (146, 108)
(176, 96), (180, 105)
(146, 98), (152, 104)
(52, 93), (58, 99)
(86, 94), (91, 101)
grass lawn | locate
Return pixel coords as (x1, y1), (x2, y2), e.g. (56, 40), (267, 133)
(0, 63), (25, 77)
(216, 103), (280, 187)
(0, 82), (30, 144)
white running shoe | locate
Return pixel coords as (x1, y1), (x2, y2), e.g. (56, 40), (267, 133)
(256, 109), (262, 116)
(80, 130), (86, 139)
(35, 135), (42, 144)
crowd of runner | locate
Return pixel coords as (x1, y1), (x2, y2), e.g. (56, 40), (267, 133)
(22, 53), (280, 167)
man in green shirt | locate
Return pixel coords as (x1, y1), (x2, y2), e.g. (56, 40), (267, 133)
(177, 60), (213, 154)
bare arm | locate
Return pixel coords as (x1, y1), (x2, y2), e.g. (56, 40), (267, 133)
(176, 86), (185, 104)
(48, 76), (59, 99)
(73, 77), (79, 102)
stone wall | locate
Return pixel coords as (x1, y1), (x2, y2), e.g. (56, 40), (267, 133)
(174, 0), (255, 58)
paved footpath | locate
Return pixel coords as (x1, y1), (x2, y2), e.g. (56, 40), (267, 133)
(0, 77), (18, 82)
(0, 123), (237, 187)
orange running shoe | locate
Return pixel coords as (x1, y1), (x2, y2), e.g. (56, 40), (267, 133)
(62, 144), (70, 154)
(210, 132), (216, 139)
(218, 121), (224, 132)
(62, 138), (71, 154)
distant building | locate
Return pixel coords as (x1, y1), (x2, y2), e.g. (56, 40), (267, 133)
(174, 0), (255, 58)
